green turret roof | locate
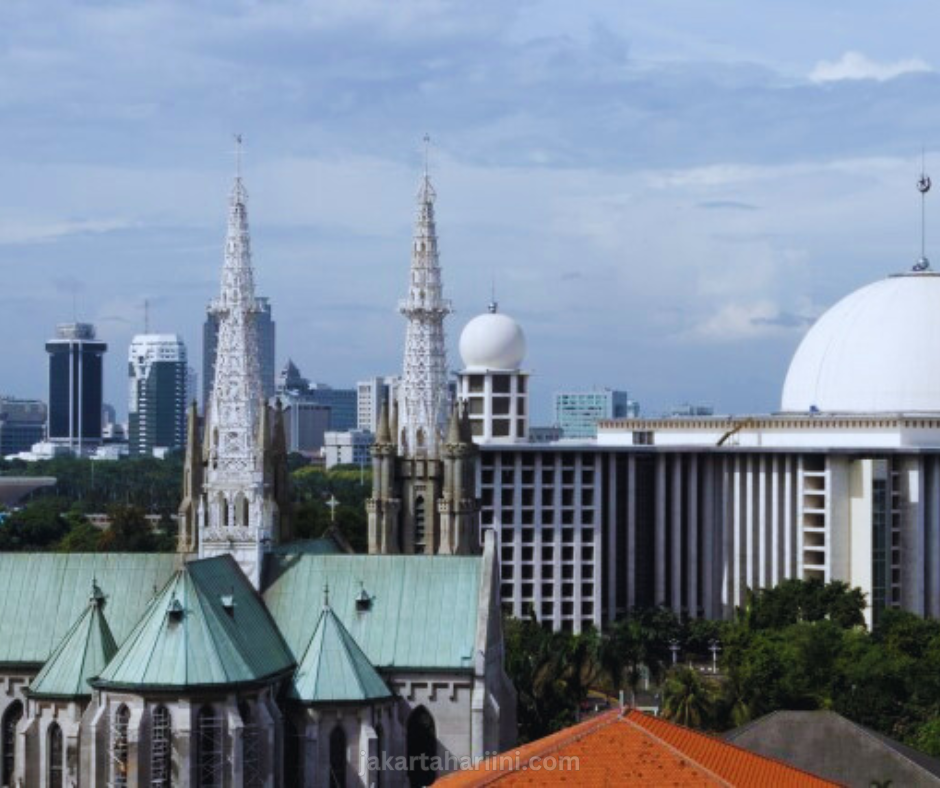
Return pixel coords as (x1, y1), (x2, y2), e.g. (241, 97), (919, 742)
(94, 555), (294, 691)
(28, 583), (118, 699)
(288, 588), (391, 704)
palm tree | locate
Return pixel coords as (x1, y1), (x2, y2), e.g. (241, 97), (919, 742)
(663, 667), (718, 729)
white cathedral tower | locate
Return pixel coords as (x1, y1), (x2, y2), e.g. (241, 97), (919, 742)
(397, 143), (452, 458)
(196, 149), (279, 587)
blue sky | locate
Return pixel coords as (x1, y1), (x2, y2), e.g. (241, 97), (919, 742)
(2, 1), (940, 422)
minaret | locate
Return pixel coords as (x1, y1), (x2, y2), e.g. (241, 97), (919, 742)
(397, 136), (452, 459)
(199, 139), (273, 587)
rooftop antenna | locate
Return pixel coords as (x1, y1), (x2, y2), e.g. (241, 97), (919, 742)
(143, 298), (150, 334)
(423, 133), (431, 179)
(488, 275), (498, 313)
(915, 146), (931, 272)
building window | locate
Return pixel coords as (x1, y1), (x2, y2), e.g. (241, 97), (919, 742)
(151, 705), (171, 788)
(406, 708), (437, 787)
(329, 725), (347, 788)
(414, 496), (426, 553)
(111, 705), (130, 788)
(197, 706), (223, 788)
(47, 722), (63, 788)
(1, 700), (22, 786)
(375, 724), (385, 788)
(240, 702), (262, 788)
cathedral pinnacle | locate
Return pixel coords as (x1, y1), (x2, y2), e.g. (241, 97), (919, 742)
(397, 137), (452, 459)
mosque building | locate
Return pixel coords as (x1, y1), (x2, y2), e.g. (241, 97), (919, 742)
(0, 154), (515, 787)
(464, 243), (940, 632)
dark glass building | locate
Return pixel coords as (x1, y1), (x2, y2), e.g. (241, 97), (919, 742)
(46, 323), (107, 454)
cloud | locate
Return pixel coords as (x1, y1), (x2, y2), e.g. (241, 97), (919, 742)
(687, 302), (815, 342)
(697, 200), (759, 211)
(809, 51), (931, 83)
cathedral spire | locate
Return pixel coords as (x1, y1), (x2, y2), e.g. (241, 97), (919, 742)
(199, 139), (272, 588)
(398, 136), (452, 459)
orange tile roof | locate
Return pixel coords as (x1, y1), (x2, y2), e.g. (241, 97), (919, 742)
(438, 710), (841, 787)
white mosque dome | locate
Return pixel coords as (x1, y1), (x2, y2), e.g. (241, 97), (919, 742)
(459, 305), (527, 371)
(781, 271), (940, 413)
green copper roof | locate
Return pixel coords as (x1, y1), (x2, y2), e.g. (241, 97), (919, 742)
(263, 554), (482, 671)
(0, 554), (177, 667)
(28, 583), (118, 699)
(268, 536), (345, 555)
(289, 594), (391, 704)
(95, 555), (294, 690)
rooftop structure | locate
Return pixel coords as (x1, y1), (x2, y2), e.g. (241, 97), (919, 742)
(440, 709), (836, 786)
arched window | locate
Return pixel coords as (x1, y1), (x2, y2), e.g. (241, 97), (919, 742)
(219, 494), (229, 528)
(329, 725), (347, 788)
(406, 707), (436, 787)
(151, 705), (171, 788)
(47, 722), (63, 788)
(283, 715), (300, 788)
(1, 700), (22, 787)
(197, 706), (223, 787)
(111, 705), (130, 788)
(375, 724), (385, 788)
(239, 701), (261, 788)
(414, 496), (426, 554)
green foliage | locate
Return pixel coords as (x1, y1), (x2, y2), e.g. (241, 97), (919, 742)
(663, 666), (721, 728)
(0, 497), (71, 550)
(291, 465), (371, 551)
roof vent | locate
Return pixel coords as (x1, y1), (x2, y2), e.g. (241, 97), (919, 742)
(167, 597), (184, 622)
(221, 593), (236, 615)
(355, 582), (372, 612)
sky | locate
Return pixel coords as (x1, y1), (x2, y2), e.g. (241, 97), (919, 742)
(2, 1), (940, 423)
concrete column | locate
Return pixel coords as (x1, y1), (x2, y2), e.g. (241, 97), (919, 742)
(733, 456), (744, 607)
(688, 454), (699, 617)
(627, 454), (637, 611)
(702, 457), (715, 617)
(606, 455), (618, 624)
(745, 455), (755, 596)
(784, 456), (794, 578)
(930, 458), (940, 617)
(671, 455), (683, 614)
(758, 455), (768, 588)
(722, 455), (733, 615)
(771, 454), (780, 584)
(655, 454), (667, 606)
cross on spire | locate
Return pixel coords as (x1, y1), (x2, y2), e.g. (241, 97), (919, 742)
(234, 133), (244, 179)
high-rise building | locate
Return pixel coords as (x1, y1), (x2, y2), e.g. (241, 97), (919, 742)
(306, 384), (357, 432)
(0, 397), (46, 457)
(274, 360), (357, 449)
(46, 322), (107, 455)
(127, 334), (187, 458)
(357, 375), (399, 433)
(324, 429), (374, 468)
(202, 295), (275, 409)
(554, 388), (637, 439)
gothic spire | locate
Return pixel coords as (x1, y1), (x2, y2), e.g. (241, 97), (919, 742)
(398, 136), (452, 459)
(207, 145), (263, 474)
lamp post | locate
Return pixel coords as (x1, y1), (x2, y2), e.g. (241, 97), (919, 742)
(709, 639), (722, 674)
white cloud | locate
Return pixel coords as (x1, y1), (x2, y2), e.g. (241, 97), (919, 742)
(809, 51), (931, 83)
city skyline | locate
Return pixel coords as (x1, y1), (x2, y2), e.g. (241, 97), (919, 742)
(3, 2), (940, 422)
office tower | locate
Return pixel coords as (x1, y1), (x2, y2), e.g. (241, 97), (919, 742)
(0, 397), (46, 456)
(323, 429), (374, 469)
(127, 334), (188, 458)
(357, 376), (399, 433)
(203, 295), (275, 409)
(306, 384), (357, 432)
(46, 323), (107, 455)
(553, 389), (635, 439)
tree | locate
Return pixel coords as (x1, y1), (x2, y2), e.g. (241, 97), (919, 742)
(663, 667), (719, 729)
